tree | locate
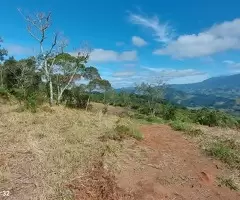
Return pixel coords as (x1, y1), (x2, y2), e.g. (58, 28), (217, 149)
(3, 57), (41, 98)
(19, 9), (59, 106)
(136, 81), (165, 116)
(53, 53), (89, 104)
(0, 37), (8, 87)
(88, 79), (111, 103)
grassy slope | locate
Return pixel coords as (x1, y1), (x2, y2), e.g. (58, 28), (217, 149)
(0, 104), (142, 199)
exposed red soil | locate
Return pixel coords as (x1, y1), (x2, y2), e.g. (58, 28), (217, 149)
(116, 125), (240, 200)
(69, 125), (240, 200)
(67, 161), (134, 200)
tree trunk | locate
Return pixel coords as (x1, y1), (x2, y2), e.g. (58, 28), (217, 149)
(49, 79), (54, 106)
(57, 89), (64, 105)
(104, 92), (106, 104)
(86, 95), (91, 111)
(0, 69), (3, 88)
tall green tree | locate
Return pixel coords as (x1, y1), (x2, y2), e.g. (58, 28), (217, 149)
(54, 53), (89, 104)
(0, 37), (8, 87)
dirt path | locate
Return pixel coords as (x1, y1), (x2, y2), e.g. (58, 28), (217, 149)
(116, 125), (240, 200)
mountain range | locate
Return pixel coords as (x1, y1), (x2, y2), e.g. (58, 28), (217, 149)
(119, 74), (240, 115)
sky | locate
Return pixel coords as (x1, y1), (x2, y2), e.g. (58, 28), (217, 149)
(1, 0), (240, 88)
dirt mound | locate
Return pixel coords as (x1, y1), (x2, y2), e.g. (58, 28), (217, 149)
(67, 161), (133, 200)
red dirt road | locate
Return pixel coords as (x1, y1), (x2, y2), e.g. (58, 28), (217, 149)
(116, 125), (240, 200)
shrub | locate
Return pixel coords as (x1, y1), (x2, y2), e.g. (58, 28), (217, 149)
(161, 104), (176, 120)
(193, 108), (238, 128)
(170, 121), (192, 132)
(205, 141), (240, 169)
(63, 88), (89, 109)
(102, 105), (108, 114)
(25, 94), (38, 113)
(145, 116), (165, 124)
(101, 124), (143, 141)
(0, 87), (10, 102)
(170, 121), (204, 137)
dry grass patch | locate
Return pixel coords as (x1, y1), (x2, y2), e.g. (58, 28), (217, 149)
(0, 104), (139, 200)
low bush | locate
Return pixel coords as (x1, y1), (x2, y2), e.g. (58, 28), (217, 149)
(205, 141), (240, 169)
(0, 87), (10, 102)
(193, 108), (239, 128)
(100, 124), (143, 142)
(170, 121), (204, 137)
(170, 121), (192, 132)
(161, 104), (176, 120)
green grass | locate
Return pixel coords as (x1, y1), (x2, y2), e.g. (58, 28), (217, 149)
(100, 124), (143, 142)
(133, 113), (165, 125)
(115, 124), (143, 141)
(217, 176), (238, 191)
(205, 141), (240, 169)
(170, 120), (204, 137)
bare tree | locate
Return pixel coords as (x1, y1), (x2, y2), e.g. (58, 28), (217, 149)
(136, 79), (165, 117)
(18, 9), (58, 106)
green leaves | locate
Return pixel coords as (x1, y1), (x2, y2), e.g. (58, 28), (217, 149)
(0, 37), (8, 61)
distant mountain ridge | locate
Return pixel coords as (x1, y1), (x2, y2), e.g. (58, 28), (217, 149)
(171, 73), (240, 91)
(117, 73), (240, 115)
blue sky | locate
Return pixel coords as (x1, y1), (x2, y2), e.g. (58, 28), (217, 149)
(1, 0), (240, 88)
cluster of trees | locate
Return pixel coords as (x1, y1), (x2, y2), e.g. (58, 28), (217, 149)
(90, 87), (240, 128)
(0, 11), (111, 110)
(1, 10), (239, 129)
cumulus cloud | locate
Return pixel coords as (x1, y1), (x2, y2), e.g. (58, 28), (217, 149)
(129, 13), (173, 43)
(89, 49), (137, 62)
(6, 44), (34, 56)
(132, 36), (147, 47)
(105, 67), (208, 88)
(154, 18), (240, 58)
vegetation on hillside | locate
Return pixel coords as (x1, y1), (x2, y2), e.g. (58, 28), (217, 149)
(0, 10), (239, 129)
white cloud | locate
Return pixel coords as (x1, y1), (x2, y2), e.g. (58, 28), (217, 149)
(6, 44), (34, 56)
(112, 71), (136, 77)
(89, 49), (137, 62)
(142, 67), (206, 79)
(223, 60), (240, 68)
(132, 36), (147, 47)
(154, 18), (240, 58)
(104, 67), (208, 88)
(223, 60), (235, 65)
(129, 13), (173, 43)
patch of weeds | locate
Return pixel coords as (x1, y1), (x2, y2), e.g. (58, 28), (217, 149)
(133, 113), (165, 125)
(170, 121), (203, 137)
(14, 105), (25, 113)
(115, 124), (143, 141)
(100, 124), (143, 142)
(185, 129), (204, 137)
(170, 121), (191, 131)
(36, 133), (46, 139)
(221, 138), (239, 151)
(205, 141), (240, 169)
(146, 116), (165, 124)
(217, 176), (238, 191)
(102, 105), (108, 114)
